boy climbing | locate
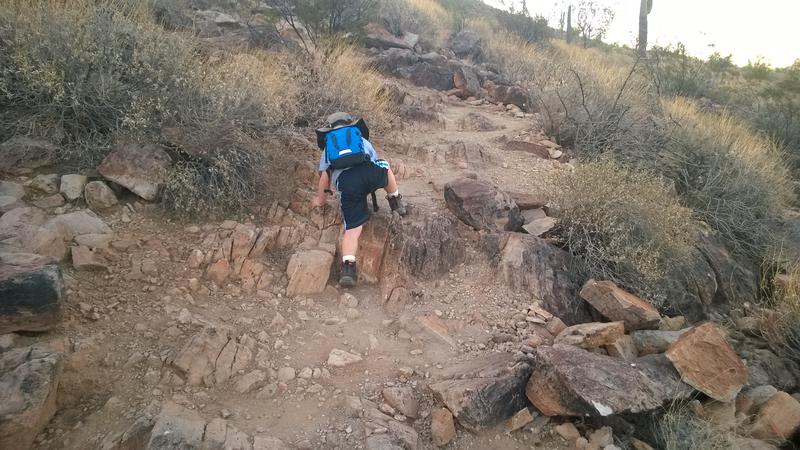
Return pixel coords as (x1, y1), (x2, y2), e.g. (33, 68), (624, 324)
(312, 112), (406, 287)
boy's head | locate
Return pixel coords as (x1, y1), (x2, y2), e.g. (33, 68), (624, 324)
(326, 112), (353, 129)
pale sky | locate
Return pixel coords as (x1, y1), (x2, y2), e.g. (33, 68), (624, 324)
(483, 0), (800, 68)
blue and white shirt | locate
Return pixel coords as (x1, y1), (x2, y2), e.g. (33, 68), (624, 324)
(319, 138), (382, 190)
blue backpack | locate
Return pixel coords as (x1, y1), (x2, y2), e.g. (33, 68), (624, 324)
(322, 125), (370, 169)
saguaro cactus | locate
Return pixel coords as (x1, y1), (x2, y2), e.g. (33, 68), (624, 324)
(638, 0), (653, 55)
(566, 5), (573, 44)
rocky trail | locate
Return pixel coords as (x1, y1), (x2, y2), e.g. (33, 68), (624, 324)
(2, 37), (799, 450)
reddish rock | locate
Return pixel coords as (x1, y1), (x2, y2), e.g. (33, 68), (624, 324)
(546, 317), (568, 336)
(665, 322), (747, 402)
(444, 178), (523, 232)
(579, 279), (661, 331)
(430, 408), (455, 447)
(0, 253), (64, 334)
(453, 64), (481, 99)
(526, 345), (692, 417)
(230, 223), (258, 260)
(749, 392), (800, 443)
(249, 226), (279, 258)
(358, 216), (390, 284)
(172, 327), (230, 386)
(382, 387), (419, 419)
(508, 191), (548, 210)
(205, 259), (231, 287)
(606, 335), (638, 360)
(554, 322), (625, 349)
(71, 245), (109, 271)
(286, 250), (333, 297)
(187, 249), (204, 269)
(84, 181), (118, 210)
(504, 141), (550, 159)
(505, 408), (534, 432)
(98, 141), (171, 201)
(239, 259), (264, 292)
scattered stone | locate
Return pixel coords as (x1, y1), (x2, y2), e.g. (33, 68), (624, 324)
(554, 322), (625, 349)
(327, 349), (363, 367)
(277, 367), (296, 382)
(444, 178), (523, 232)
(172, 327), (230, 386)
(74, 233), (113, 250)
(579, 279), (661, 330)
(32, 194), (65, 210)
(505, 408), (534, 432)
(0, 347), (63, 450)
(430, 408), (456, 447)
(430, 353), (532, 432)
(44, 210), (112, 237)
(665, 322), (747, 402)
(235, 370), (265, 393)
(187, 250), (204, 269)
(631, 329), (688, 356)
(382, 387), (419, 419)
(416, 314), (456, 348)
(522, 217), (556, 237)
(588, 426), (613, 447)
(555, 422), (581, 441)
(749, 392), (800, 443)
(253, 435), (291, 450)
(545, 317), (567, 336)
(29, 174), (60, 194)
(0, 253), (64, 334)
(84, 181), (118, 210)
(286, 250), (333, 297)
(71, 245), (109, 271)
(146, 402), (205, 448)
(605, 335), (638, 360)
(98, 141), (171, 201)
(59, 174), (88, 201)
(526, 345), (692, 417)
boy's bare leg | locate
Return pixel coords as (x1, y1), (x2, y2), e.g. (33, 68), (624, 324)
(341, 225), (363, 259)
(385, 168), (398, 194)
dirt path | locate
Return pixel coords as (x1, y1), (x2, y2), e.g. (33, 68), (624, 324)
(33, 81), (571, 450)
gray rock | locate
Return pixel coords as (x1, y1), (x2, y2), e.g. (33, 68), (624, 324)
(98, 142), (171, 201)
(44, 210), (112, 238)
(0, 252), (64, 334)
(444, 178), (523, 232)
(29, 174), (60, 195)
(0, 137), (56, 171)
(0, 181), (26, 200)
(60, 174), (88, 201)
(0, 346), (63, 450)
(84, 181), (118, 210)
(526, 344), (693, 417)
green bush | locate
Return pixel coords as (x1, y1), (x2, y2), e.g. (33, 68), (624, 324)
(548, 160), (695, 307)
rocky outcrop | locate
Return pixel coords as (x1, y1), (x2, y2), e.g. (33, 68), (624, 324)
(364, 23), (419, 50)
(0, 253), (63, 334)
(59, 174), (87, 202)
(554, 322), (625, 349)
(453, 64), (482, 99)
(485, 81), (531, 111)
(665, 322), (747, 402)
(286, 249), (333, 297)
(0, 346), (63, 450)
(98, 141), (171, 201)
(429, 353), (532, 432)
(695, 229), (759, 306)
(579, 279), (661, 331)
(398, 62), (455, 91)
(481, 233), (592, 325)
(450, 30), (483, 60)
(526, 344), (693, 417)
(444, 178), (523, 232)
(84, 181), (118, 210)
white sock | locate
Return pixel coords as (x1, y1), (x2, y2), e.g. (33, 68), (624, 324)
(387, 190), (400, 198)
(343, 255), (356, 263)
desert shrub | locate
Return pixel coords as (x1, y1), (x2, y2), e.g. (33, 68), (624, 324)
(378, 0), (450, 48)
(657, 403), (736, 450)
(659, 99), (794, 261)
(647, 43), (717, 98)
(297, 42), (395, 130)
(494, 11), (551, 43)
(759, 264), (800, 366)
(548, 160), (695, 306)
(267, 0), (377, 52)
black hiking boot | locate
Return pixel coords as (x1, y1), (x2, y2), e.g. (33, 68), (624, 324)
(339, 261), (358, 288)
(387, 194), (407, 216)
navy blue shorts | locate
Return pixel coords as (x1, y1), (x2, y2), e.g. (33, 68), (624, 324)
(336, 161), (389, 230)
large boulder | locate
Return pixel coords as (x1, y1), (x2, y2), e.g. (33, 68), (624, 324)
(0, 346), (63, 450)
(0, 253), (63, 334)
(695, 229), (758, 305)
(749, 392), (800, 443)
(450, 30), (483, 60)
(98, 142), (171, 201)
(369, 48), (421, 74)
(554, 322), (625, 349)
(579, 279), (661, 331)
(0, 181), (25, 201)
(665, 322), (747, 402)
(452, 64), (482, 99)
(0, 207), (47, 241)
(485, 80), (531, 111)
(364, 23), (419, 50)
(481, 233), (592, 325)
(444, 178), (523, 232)
(286, 249), (333, 297)
(43, 210), (112, 239)
(398, 62), (455, 91)
(526, 344), (693, 417)
(631, 329), (688, 355)
(429, 353), (532, 432)
(0, 137), (56, 172)
(59, 174), (87, 202)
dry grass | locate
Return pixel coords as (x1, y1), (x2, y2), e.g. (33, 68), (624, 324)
(1, 0), (396, 215)
(548, 160), (695, 307)
(379, 0), (451, 48)
(658, 403), (737, 450)
(759, 265), (800, 366)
